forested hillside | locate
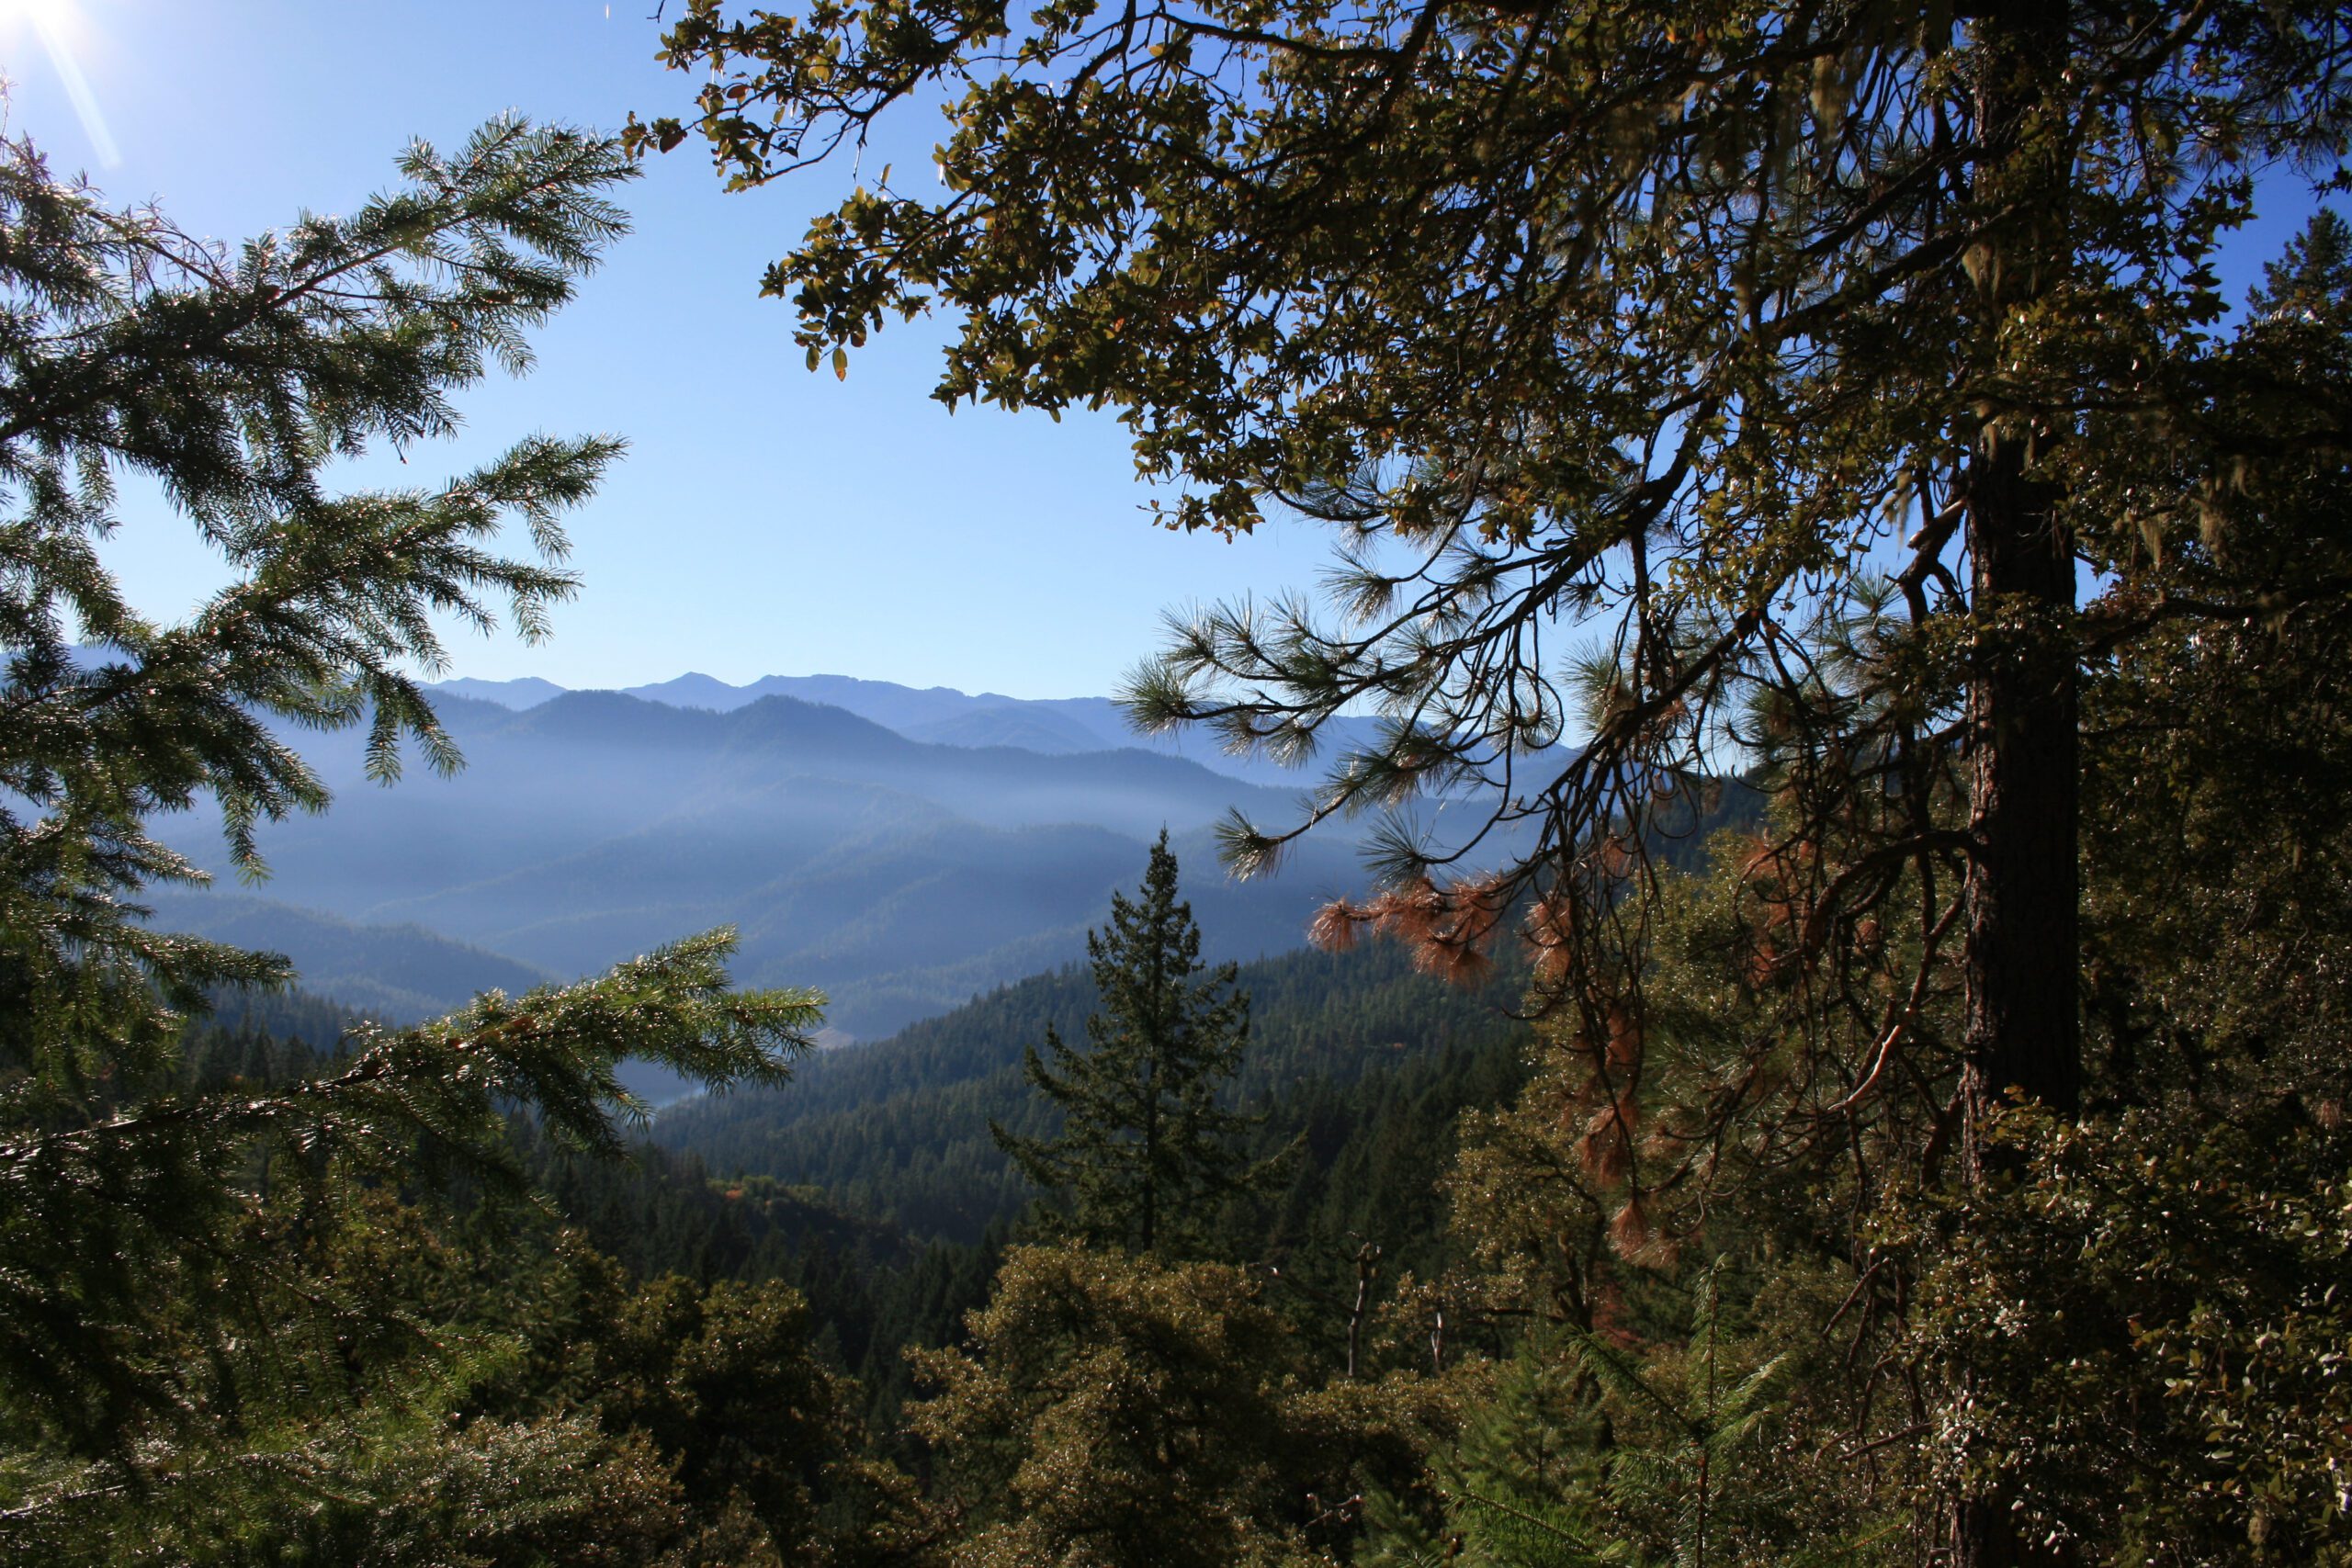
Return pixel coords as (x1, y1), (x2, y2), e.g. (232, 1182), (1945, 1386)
(654, 936), (1533, 1247)
(537, 942), (1531, 1433)
(175, 939), (1535, 1444)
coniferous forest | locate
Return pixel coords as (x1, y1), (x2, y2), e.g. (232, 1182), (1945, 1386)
(6, 3), (2352, 1564)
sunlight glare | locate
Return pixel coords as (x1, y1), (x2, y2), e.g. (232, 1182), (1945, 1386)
(3, 0), (120, 168)
(0, 0), (70, 30)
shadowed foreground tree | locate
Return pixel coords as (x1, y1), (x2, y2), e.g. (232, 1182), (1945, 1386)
(1363, 220), (2352, 1563)
(647, 3), (2352, 1556)
(583, 1269), (927, 1563)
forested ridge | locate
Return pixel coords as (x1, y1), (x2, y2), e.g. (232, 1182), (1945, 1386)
(6, 1), (2352, 1562)
(550, 948), (1528, 1437)
(172, 941), (1530, 1451)
(653, 934), (1533, 1246)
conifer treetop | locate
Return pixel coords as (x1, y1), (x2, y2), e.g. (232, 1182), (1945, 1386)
(994, 830), (1279, 1256)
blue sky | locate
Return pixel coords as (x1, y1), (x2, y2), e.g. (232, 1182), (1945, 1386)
(2, 2), (2333, 700)
(2, 0), (1335, 699)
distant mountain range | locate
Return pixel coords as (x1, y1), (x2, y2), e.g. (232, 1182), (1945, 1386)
(149, 687), (1377, 1043)
(424, 671), (1385, 789)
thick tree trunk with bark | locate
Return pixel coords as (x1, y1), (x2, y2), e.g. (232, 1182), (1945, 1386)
(1953, 2), (2081, 1562)
(1962, 436), (2082, 1151)
(1957, 0), (2084, 1145)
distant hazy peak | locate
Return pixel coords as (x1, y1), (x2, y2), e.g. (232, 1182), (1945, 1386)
(424, 675), (570, 709)
(427, 671), (1075, 710)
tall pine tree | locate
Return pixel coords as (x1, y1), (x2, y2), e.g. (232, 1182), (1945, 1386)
(993, 832), (1271, 1256)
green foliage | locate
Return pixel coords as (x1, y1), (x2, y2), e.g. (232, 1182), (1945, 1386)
(1952, 209), (2352, 1558)
(2076, 210), (2352, 1122)
(1369, 1348), (1605, 1568)
(657, 934), (1531, 1247)
(0, 106), (660, 1455)
(0, 113), (633, 912)
(0, 928), (818, 1461)
(0, 1018), (949, 1567)
(4, 1397), (692, 1568)
(0, 1169), (685, 1565)
(910, 1241), (1450, 1567)
(649, 936), (1531, 1435)
(1897, 1108), (2352, 1565)
(1588, 1274), (1889, 1566)
(586, 1272), (924, 1564)
(992, 831), (1278, 1256)
(1364, 1208), (1903, 1568)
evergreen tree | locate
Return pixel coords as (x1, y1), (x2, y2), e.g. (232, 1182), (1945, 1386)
(909, 1241), (1447, 1567)
(992, 831), (1272, 1255)
(0, 118), (830, 1556)
(1363, 1267), (1849, 1568)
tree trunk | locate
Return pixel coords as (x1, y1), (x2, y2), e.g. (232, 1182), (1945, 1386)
(1962, 433), (2082, 1154)
(1955, 434), (2079, 1568)
(1140, 1054), (1159, 1254)
(1954, 1), (2080, 1562)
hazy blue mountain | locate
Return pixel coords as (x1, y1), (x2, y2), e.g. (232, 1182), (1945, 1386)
(897, 706), (1104, 753)
(152, 689), (1368, 1041)
(728, 673), (1026, 731)
(619, 671), (772, 710)
(424, 675), (568, 709)
(424, 671), (1390, 787)
(144, 889), (556, 1021)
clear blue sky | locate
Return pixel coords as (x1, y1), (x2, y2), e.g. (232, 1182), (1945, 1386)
(1, 2), (2332, 699)
(2, 0), (1337, 699)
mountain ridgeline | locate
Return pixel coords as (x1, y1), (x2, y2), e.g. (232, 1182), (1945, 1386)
(425, 670), (1390, 789)
(150, 685), (1380, 1041)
